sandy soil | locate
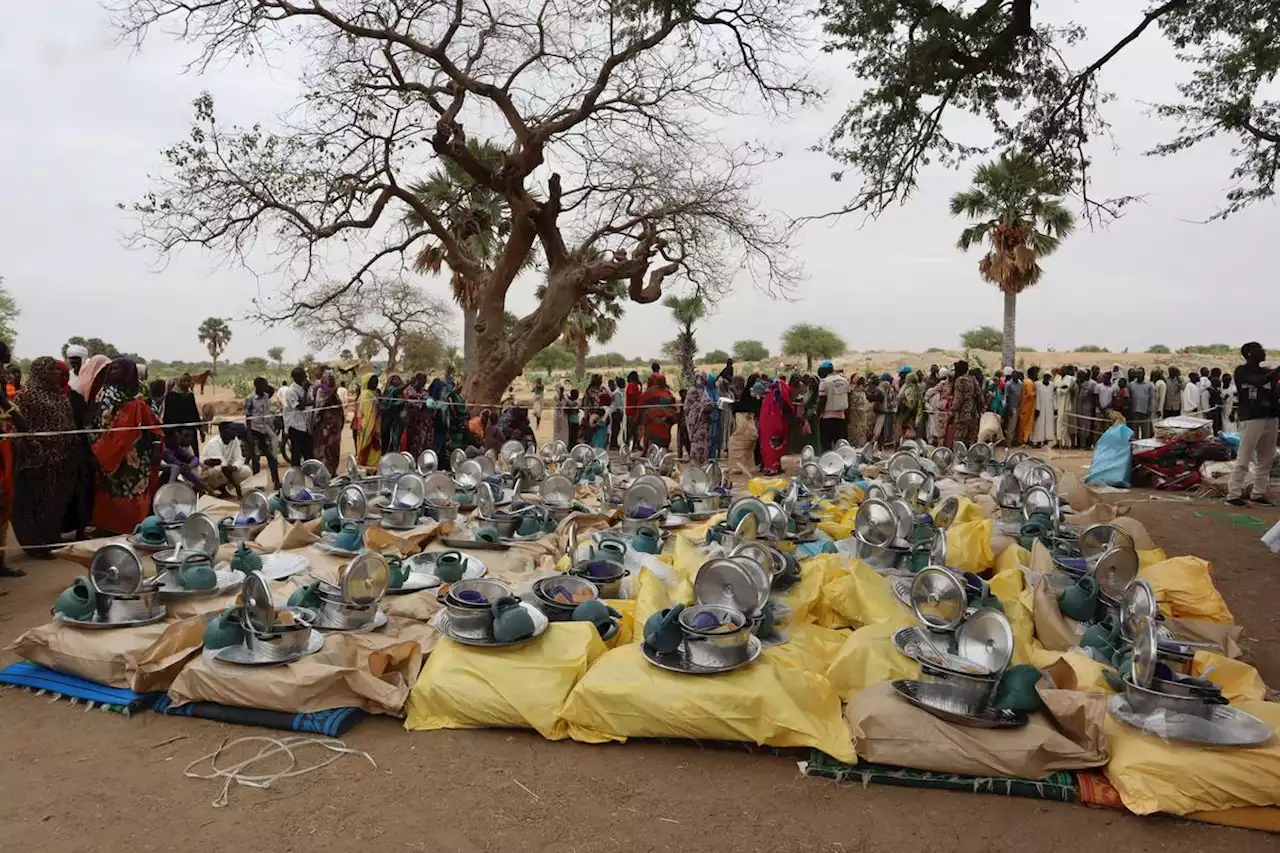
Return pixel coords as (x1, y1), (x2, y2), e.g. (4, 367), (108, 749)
(1, 443), (1277, 849)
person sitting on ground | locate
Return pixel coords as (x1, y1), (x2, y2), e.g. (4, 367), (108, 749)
(198, 421), (252, 499)
(162, 431), (206, 492)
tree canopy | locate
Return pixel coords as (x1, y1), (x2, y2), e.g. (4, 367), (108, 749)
(961, 326), (1004, 352)
(266, 346), (285, 367)
(815, 1), (1280, 222)
(0, 278), (19, 347)
(781, 324), (846, 370)
(117, 0), (806, 403)
(64, 336), (120, 360)
(732, 340), (770, 361)
(197, 317), (232, 374)
(703, 349), (731, 364)
(291, 275), (452, 374)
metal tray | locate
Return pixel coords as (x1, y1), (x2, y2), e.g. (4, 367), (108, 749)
(55, 606), (168, 630)
(1108, 694), (1273, 747)
(214, 630), (324, 666)
(153, 568), (243, 597)
(891, 679), (1028, 729)
(434, 602), (549, 648)
(405, 552), (487, 586)
(259, 552), (309, 581)
(126, 534), (170, 553)
(641, 635), (762, 675)
(312, 609), (388, 633)
(439, 537), (511, 551)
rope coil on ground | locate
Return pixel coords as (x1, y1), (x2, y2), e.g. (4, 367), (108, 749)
(183, 735), (376, 808)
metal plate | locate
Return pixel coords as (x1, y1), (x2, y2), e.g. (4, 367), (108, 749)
(911, 567), (967, 631)
(1025, 464), (1056, 490)
(1080, 524), (1136, 560)
(500, 440), (526, 469)
(932, 495), (960, 530)
(726, 555), (771, 615)
(570, 443), (595, 464)
(405, 551), (488, 584)
(434, 602), (549, 647)
(704, 461), (723, 488)
(888, 498), (914, 540)
(451, 448), (467, 471)
(632, 474), (670, 507)
(599, 468), (614, 503)
(695, 558), (761, 614)
(313, 608), (388, 634)
(1094, 546), (1139, 599)
(1108, 694), (1273, 747)
(891, 626), (986, 672)
(440, 537), (511, 551)
(895, 470), (930, 505)
(337, 484), (369, 521)
(241, 571), (275, 635)
(641, 635), (762, 675)
(423, 472), (456, 504)
(798, 462), (825, 491)
(818, 451), (845, 477)
(341, 553), (389, 605)
(966, 443), (993, 466)
(680, 466), (710, 496)
(153, 481), (197, 522)
(154, 567), (242, 597)
(90, 543), (145, 596)
(522, 455), (546, 483)
(855, 499), (897, 546)
(476, 482), (497, 519)
(390, 473), (426, 509)
(995, 472), (1021, 508)
(416, 449), (439, 475)
(930, 446), (954, 473)
(378, 453), (412, 478)
(473, 454), (497, 478)
(56, 606), (168, 630)
(955, 607), (1014, 674)
(624, 480), (665, 517)
(315, 534), (365, 558)
(1132, 616), (1157, 689)
(214, 629), (324, 666)
(259, 552), (309, 582)
(179, 513), (220, 558)
(301, 459), (331, 490)
(540, 474), (575, 507)
(762, 502), (789, 540)
(891, 680), (1028, 729)
(887, 451), (921, 479)
(1022, 485), (1056, 520)
(455, 459), (484, 489)
(800, 445), (816, 464)
(238, 491), (271, 525)
(1121, 579), (1157, 640)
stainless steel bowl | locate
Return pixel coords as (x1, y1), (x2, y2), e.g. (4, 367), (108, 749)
(619, 516), (661, 537)
(1122, 675), (1217, 719)
(443, 578), (512, 638)
(853, 532), (910, 572)
(689, 494), (725, 513)
(479, 514), (521, 538)
(314, 597), (380, 630)
(99, 589), (162, 623)
(282, 498), (325, 522)
(225, 521), (267, 542)
(532, 575), (599, 621)
(919, 661), (999, 712)
(678, 604), (753, 668)
(423, 501), (459, 523)
(570, 559), (628, 598)
(381, 506), (420, 529)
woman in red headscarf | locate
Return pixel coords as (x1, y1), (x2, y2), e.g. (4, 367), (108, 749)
(88, 358), (164, 535)
(757, 377), (792, 475)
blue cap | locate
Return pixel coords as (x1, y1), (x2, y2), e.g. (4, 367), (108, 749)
(820, 360), (833, 370)
(899, 364), (913, 373)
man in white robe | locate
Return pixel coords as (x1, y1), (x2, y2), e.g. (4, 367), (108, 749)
(1032, 372), (1055, 446)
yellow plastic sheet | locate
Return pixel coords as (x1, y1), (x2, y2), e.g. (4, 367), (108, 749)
(820, 558), (907, 628)
(945, 519), (995, 573)
(1192, 651), (1267, 702)
(1104, 700), (1280, 815)
(747, 477), (790, 497)
(404, 623), (606, 740)
(993, 545), (1030, 578)
(630, 568), (675, 643)
(776, 554), (842, 626)
(558, 644), (856, 762)
(947, 495), (990, 525)
(825, 621), (919, 700)
(765, 622), (849, 675)
(1139, 556), (1235, 624)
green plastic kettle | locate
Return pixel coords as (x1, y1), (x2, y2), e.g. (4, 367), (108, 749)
(643, 602), (686, 653)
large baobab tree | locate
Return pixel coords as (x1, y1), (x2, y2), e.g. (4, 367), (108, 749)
(116, 0), (805, 403)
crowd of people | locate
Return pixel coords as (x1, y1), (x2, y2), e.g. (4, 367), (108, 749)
(0, 335), (1272, 587)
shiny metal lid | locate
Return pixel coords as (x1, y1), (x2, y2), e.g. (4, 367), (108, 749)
(911, 567), (967, 631)
(341, 553), (389, 606)
(90, 543), (145, 596)
(955, 607), (1014, 674)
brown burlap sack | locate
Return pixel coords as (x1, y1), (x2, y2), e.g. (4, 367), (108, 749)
(7, 616), (205, 692)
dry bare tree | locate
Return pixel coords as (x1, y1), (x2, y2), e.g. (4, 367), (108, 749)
(114, 0), (809, 403)
(291, 275), (453, 373)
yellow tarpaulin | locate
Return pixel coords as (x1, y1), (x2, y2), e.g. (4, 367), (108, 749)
(558, 643), (856, 762)
(825, 621), (919, 700)
(819, 558), (906, 628)
(1139, 556), (1235, 624)
(945, 519), (995, 573)
(404, 623), (606, 740)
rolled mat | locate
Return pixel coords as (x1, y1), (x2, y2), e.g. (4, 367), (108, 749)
(0, 661), (158, 716)
(153, 694), (366, 736)
(805, 750), (1078, 803)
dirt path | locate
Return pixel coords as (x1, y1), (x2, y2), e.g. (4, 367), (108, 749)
(1, 449), (1277, 850)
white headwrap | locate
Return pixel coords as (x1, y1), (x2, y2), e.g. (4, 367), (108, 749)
(1003, 366), (1013, 376)
(66, 344), (89, 360)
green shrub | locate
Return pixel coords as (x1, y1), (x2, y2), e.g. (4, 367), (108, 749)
(1076, 345), (1107, 353)
(1146, 344), (1171, 354)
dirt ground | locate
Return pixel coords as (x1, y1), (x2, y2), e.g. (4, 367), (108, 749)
(1, 441), (1277, 850)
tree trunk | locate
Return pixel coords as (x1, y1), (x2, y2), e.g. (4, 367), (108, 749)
(386, 342), (400, 375)
(1002, 289), (1017, 369)
(574, 344), (587, 382)
(806, 353), (813, 371)
(462, 305), (478, 377)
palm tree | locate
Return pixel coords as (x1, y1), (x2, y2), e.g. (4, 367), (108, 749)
(405, 139), (530, 377)
(197, 317), (232, 382)
(535, 276), (626, 381)
(949, 153), (1076, 368)
(663, 293), (706, 384)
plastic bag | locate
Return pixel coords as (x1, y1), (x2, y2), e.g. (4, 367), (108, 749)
(1104, 698), (1280, 815)
(944, 519), (995, 573)
(404, 623), (605, 739)
(819, 558), (907, 628)
(1139, 555), (1234, 624)
(1084, 422), (1134, 487)
(558, 644), (855, 762)
(824, 622), (919, 699)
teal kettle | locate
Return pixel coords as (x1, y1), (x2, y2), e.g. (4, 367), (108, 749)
(491, 596), (536, 643)
(643, 603), (686, 653)
(631, 525), (661, 555)
(202, 608), (247, 650)
(55, 576), (99, 621)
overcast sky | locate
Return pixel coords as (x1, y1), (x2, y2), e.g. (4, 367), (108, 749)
(2, 1), (1276, 366)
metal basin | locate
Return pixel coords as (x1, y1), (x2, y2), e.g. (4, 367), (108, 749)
(381, 506), (420, 529)
(443, 578), (511, 638)
(98, 590), (162, 623)
(919, 661), (999, 712)
(1122, 675), (1219, 719)
(479, 514), (521, 538)
(570, 559), (627, 598)
(283, 498), (324, 522)
(532, 575), (599, 621)
(853, 532), (909, 572)
(678, 604), (753, 668)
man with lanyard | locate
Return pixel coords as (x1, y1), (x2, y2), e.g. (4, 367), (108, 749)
(1226, 342), (1279, 507)
(280, 366), (314, 466)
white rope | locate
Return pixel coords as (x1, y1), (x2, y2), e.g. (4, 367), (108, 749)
(183, 735), (376, 808)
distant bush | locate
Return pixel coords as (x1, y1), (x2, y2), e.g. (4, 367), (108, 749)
(1076, 345), (1107, 353)
(960, 326), (1002, 351)
(703, 349), (731, 364)
(1183, 343), (1233, 355)
(925, 347), (945, 353)
(1015, 346), (1034, 352)
(1146, 344), (1171, 354)
(584, 352), (628, 369)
